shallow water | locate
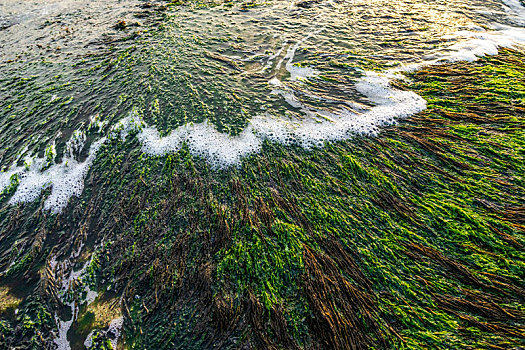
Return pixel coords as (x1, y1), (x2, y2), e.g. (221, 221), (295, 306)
(0, 0), (146, 62)
(0, 0), (524, 210)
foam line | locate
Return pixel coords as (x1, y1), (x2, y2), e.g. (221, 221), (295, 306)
(1, 136), (106, 213)
(123, 71), (426, 169)
(139, 122), (263, 168)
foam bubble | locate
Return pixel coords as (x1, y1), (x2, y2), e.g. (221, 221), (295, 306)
(0, 170), (18, 194)
(65, 130), (86, 159)
(133, 120), (262, 169)
(138, 126), (184, 156)
(112, 110), (144, 140)
(6, 135), (106, 213)
(254, 71), (427, 148)
(84, 330), (95, 349)
(434, 28), (525, 63)
(84, 316), (125, 349)
(54, 303), (75, 350)
(185, 123), (263, 168)
(501, 0), (525, 26)
(53, 253), (101, 350)
(107, 317), (124, 349)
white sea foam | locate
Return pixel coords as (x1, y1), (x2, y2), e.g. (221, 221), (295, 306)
(15, 138), (105, 213)
(2, 134), (106, 213)
(438, 27), (525, 62)
(54, 300), (75, 350)
(84, 330), (96, 349)
(0, 170), (17, 194)
(501, 0), (525, 26)
(53, 252), (101, 350)
(53, 259), (87, 350)
(112, 111), (144, 140)
(137, 121), (263, 168)
(83, 316), (124, 349)
(119, 71), (426, 169)
(394, 28), (525, 73)
(108, 317), (124, 349)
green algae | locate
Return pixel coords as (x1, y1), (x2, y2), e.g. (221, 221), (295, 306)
(0, 7), (524, 348)
(43, 48), (523, 349)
